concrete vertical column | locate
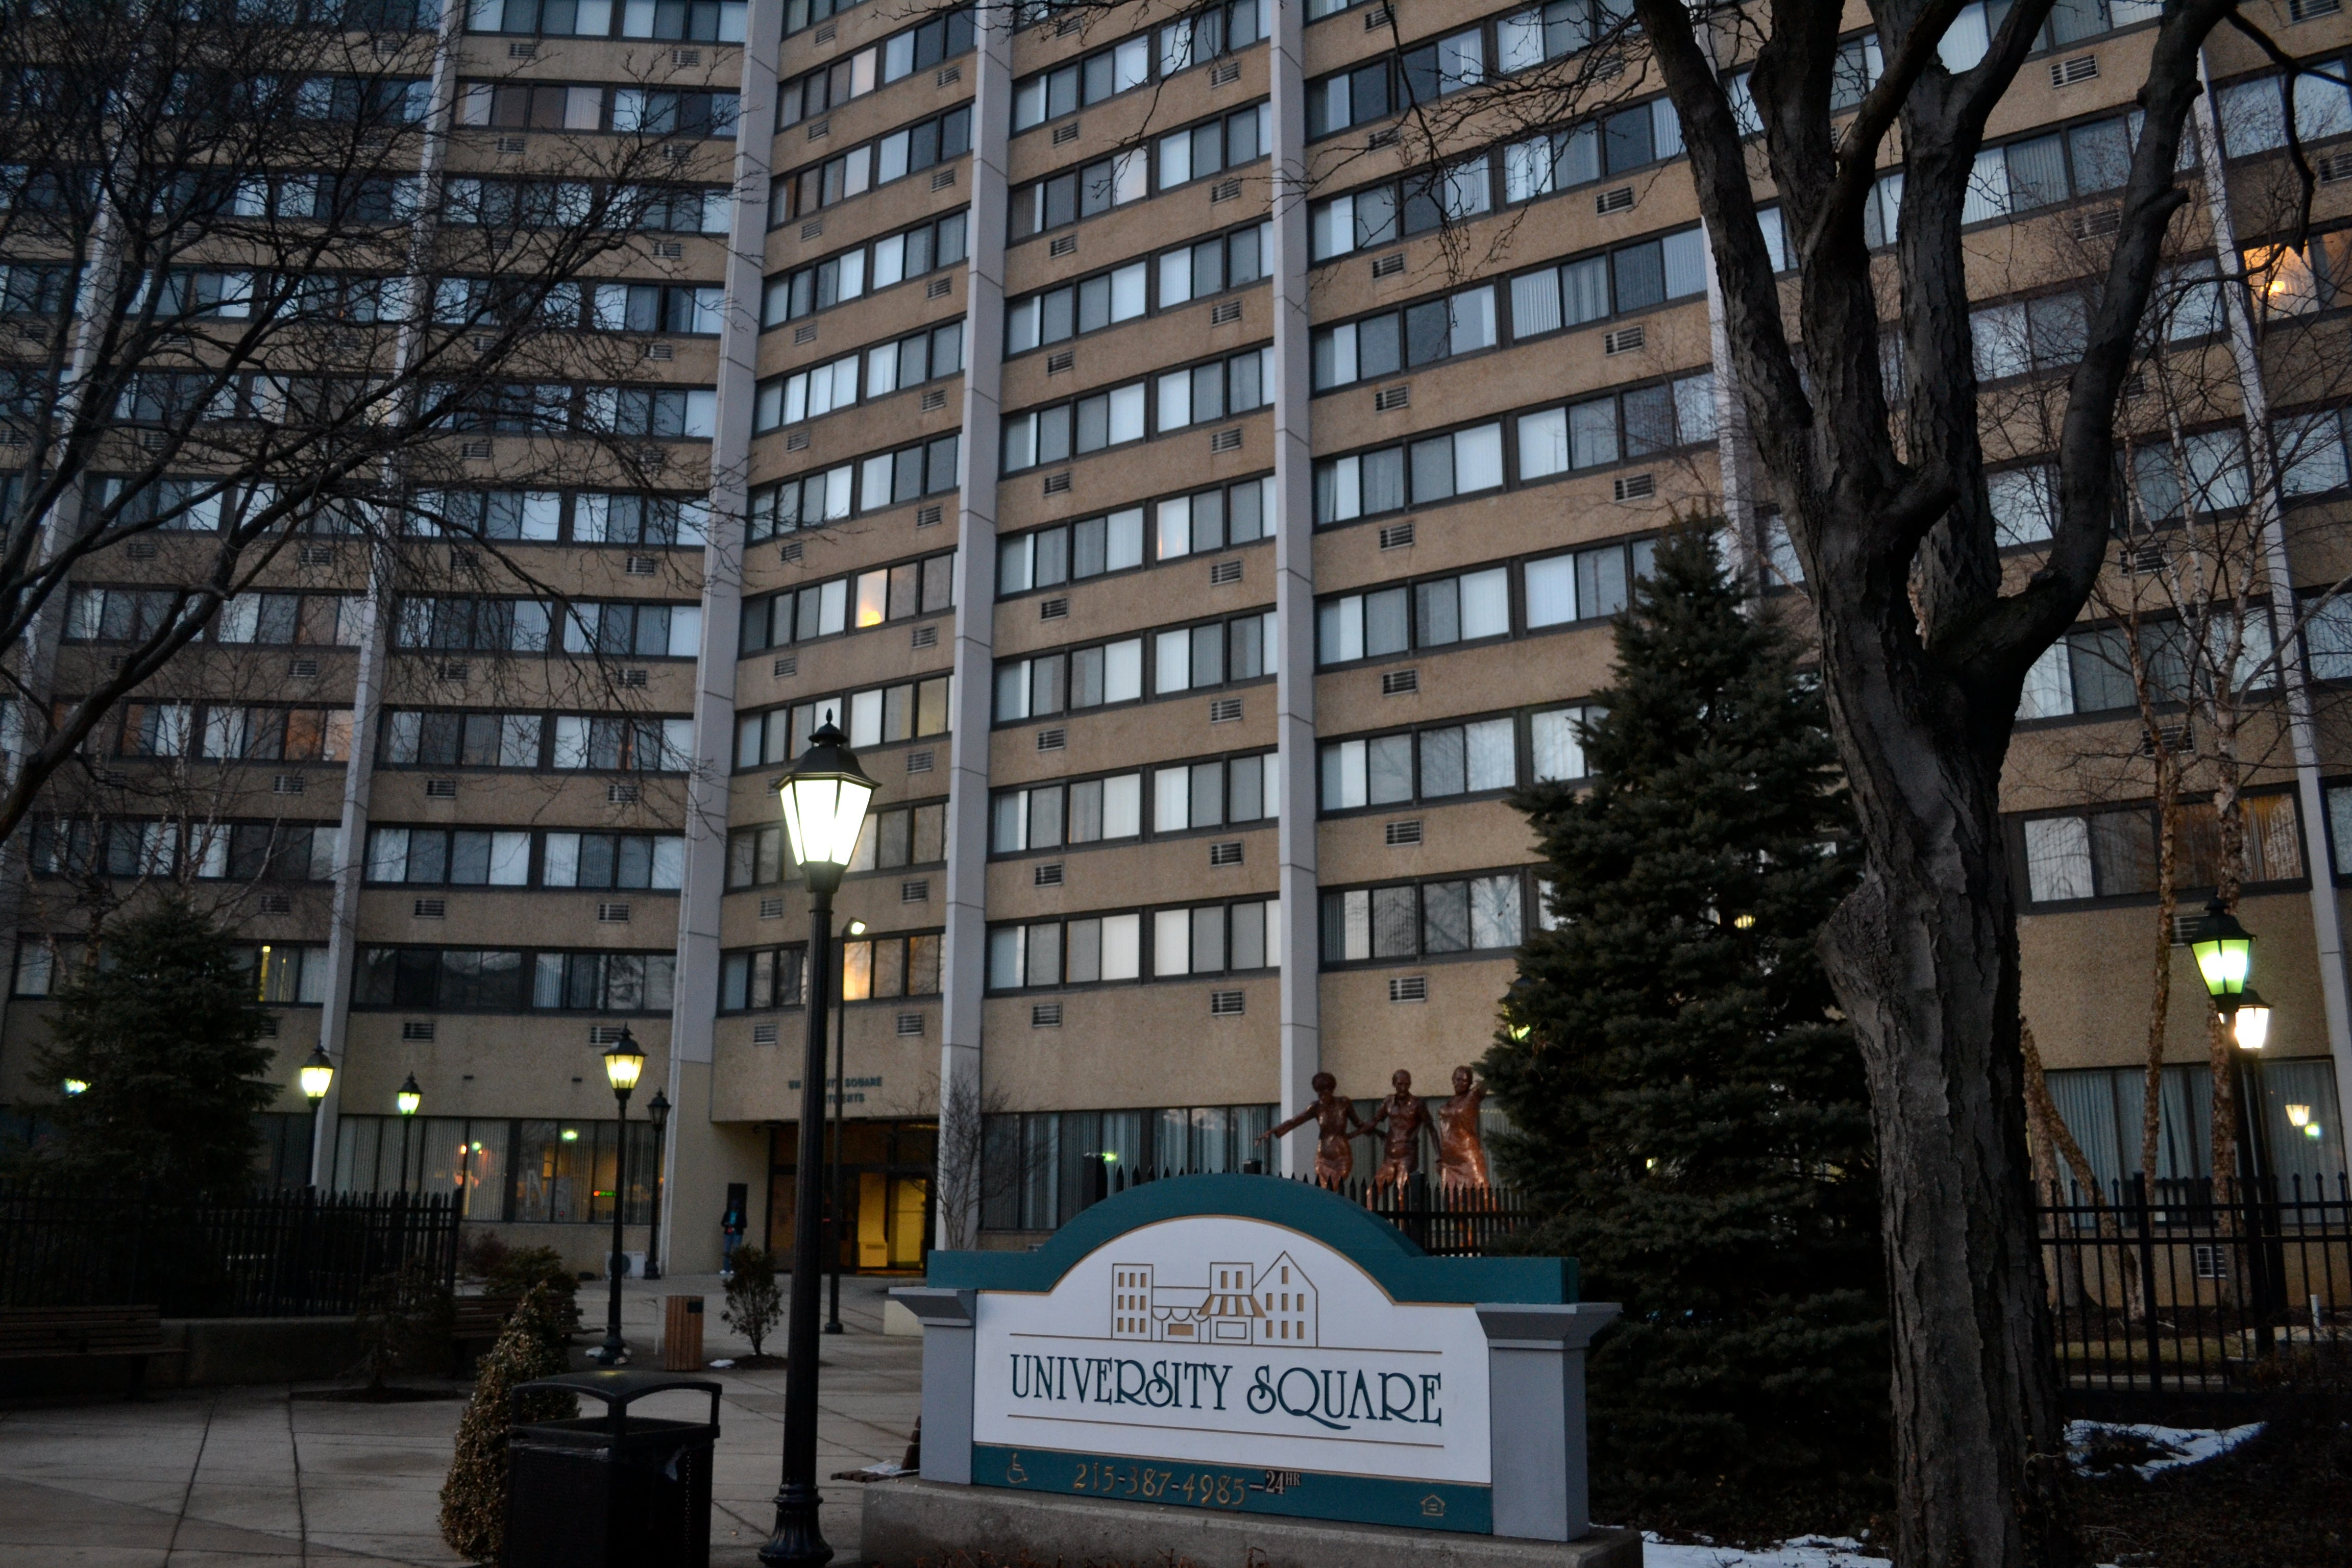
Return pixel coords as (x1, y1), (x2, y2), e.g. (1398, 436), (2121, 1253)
(2191, 60), (2352, 1133)
(1475, 1303), (1619, 1542)
(1266, 0), (1318, 1176)
(892, 1286), (976, 1484)
(661, 0), (782, 1261)
(310, 0), (468, 1186)
(935, 4), (1012, 1247)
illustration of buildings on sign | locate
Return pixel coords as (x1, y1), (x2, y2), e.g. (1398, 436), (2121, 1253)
(1107, 1254), (1318, 1345)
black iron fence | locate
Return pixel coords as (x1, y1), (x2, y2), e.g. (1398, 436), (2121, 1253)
(2037, 1174), (2351, 1394)
(1098, 1165), (1534, 1256)
(0, 1183), (461, 1317)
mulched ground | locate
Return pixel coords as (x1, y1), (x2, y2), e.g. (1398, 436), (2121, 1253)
(2070, 1404), (2352, 1567)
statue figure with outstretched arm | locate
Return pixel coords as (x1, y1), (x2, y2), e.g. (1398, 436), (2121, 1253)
(1359, 1070), (1432, 1196)
(1436, 1065), (1492, 1193)
(1259, 1071), (1361, 1187)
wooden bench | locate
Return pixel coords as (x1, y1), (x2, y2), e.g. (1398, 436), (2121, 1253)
(449, 1295), (521, 1375)
(0, 1306), (181, 1398)
(449, 1292), (585, 1375)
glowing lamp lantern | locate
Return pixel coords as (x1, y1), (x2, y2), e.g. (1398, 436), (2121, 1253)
(396, 1073), (422, 1117)
(763, 715), (880, 1565)
(299, 1046), (335, 1103)
(2230, 986), (2272, 1052)
(776, 720), (879, 892)
(2186, 898), (2255, 1010)
(60, 1078), (88, 1097)
(591, 1026), (646, 1366)
(602, 1031), (646, 1095)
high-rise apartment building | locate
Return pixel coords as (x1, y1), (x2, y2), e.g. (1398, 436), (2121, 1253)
(5, 0), (2348, 1273)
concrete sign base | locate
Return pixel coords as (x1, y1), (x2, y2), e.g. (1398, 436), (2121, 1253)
(860, 1478), (1646, 1568)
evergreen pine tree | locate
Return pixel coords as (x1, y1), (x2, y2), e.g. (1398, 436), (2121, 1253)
(29, 900), (278, 1194)
(1482, 519), (1886, 1536)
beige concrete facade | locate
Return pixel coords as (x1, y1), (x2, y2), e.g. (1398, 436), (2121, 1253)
(8, 0), (2351, 1272)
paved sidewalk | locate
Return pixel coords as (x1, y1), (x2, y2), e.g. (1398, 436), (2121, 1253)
(0, 1272), (924, 1567)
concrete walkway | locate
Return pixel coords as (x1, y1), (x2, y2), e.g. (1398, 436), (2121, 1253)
(0, 1272), (924, 1567)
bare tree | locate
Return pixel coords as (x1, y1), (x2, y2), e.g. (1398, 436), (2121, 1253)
(1614, 4), (2257, 1564)
(929, 1066), (1020, 1251)
(0, 0), (730, 849)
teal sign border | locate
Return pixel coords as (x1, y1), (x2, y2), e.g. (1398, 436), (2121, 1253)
(923, 1172), (1575, 1304)
(970, 1443), (1494, 1534)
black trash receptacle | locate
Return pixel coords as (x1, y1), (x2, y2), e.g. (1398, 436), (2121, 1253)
(505, 1369), (722, 1568)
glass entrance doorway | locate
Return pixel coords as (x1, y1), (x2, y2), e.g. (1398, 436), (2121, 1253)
(767, 1118), (936, 1271)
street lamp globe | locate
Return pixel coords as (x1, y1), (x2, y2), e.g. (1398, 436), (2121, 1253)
(2186, 897), (2255, 1008)
(299, 1046), (335, 1103)
(2230, 986), (2272, 1052)
(603, 1029), (646, 1095)
(60, 1077), (88, 1097)
(777, 719), (878, 891)
(396, 1073), (422, 1117)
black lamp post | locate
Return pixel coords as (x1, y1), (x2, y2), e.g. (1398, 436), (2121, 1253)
(592, 1028), (647, 1366)
(762, 719), (876, 1568)
(2185, 897), (2282, 1352)
(644, 1088), (671, 1281)
(299, 1046), (334, 1191)
(396, 1074), (421, 1196)
(826, 918), (865, 1336)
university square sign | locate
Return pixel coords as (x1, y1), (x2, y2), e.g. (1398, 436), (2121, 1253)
(893, 1174), (1619, 1541)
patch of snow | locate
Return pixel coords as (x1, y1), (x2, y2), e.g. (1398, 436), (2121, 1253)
(1641, 1534), (1886, 1566)
(706, 1358), (737, 1368)
(2067, 1419), (2266, 1480)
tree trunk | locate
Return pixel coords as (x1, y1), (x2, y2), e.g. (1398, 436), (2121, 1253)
(2022, 1022), (2104, 1202)
(2142, 750), (2178, 1189)
(1816, 702), (2076, 1568)
(2206, 712), (2246, 1194)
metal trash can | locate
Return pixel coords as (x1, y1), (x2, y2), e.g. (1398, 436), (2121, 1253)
(505, 1370), (721, 1568)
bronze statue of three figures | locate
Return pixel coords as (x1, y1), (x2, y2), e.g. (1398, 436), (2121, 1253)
(1258, 1066), (1491, 1192)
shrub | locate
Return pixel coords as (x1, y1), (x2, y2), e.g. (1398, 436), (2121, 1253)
(456, 1230), (511, 1285)
(486, 1245), (575, 1317)
(351, 1260), (454, 1393)
(723, 1244), (782, 1357)
(438, 1283), (577, 1564)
